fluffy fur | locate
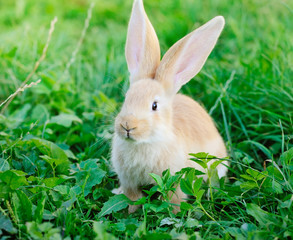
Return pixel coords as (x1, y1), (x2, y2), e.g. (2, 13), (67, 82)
(111, 0), (228, 213)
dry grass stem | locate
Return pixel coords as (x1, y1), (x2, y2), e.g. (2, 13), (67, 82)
(0, 17), (58, 114)
(0, 79), (41, 108)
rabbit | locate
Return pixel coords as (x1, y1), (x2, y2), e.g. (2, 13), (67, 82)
(111, 0), (228, 213)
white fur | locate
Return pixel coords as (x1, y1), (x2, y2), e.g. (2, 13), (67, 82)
(112, 131), (186, 190)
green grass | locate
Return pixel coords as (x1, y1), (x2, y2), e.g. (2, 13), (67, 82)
(0, 0), (292, 239)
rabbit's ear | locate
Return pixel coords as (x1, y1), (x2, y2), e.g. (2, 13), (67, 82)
(155, 16), (225, 94)
(125, 0), (160, 83)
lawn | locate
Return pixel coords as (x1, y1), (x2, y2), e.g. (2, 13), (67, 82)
(0, 0), (292, 239)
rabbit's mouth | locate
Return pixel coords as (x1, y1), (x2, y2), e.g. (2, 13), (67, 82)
(118, 127), (144, 142)
(125, 135), (135, 141)
(118, 123), (136, 140)
(121, 124), (136, 137)
(115, 115), (152, 142)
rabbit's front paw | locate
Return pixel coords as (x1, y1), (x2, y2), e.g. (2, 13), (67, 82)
(128, 204), (140, 213)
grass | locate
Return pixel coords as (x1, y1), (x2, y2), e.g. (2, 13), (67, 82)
(0, 0), (292, 239)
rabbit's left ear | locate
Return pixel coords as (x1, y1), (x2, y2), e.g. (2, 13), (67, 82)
(155, 16), (225, 94)
(125, 0), (161, 84)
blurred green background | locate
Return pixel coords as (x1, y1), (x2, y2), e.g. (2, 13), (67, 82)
(1, 0), (292, 160)
(0, 0), (292, 238)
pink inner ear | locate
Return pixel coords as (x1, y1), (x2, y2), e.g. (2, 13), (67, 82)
(174, 53), (202, 90)
(131, 45), (140, 71)
(127, 31), (143, 74)
(135, 49), (140, 67)
(173, 34), (210, 91)
(159, 17), (225, 94)
(125, 6), (146, 76)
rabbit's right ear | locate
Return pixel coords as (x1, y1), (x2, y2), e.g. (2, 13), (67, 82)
(125, 0), (161, 84)
(155, 16), (225, 95)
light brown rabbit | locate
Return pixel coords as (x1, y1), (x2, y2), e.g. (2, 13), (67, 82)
(111, 0), (228, 213)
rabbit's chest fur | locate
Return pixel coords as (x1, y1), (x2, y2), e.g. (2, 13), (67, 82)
(112, 134), (186, 189)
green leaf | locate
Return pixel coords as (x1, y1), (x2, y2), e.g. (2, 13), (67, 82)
(246, 168), (261, 179)
(0, 182), (10, 199)
(162, 168), (171, 179)
(226, 227), (245, 239)
(180, 202), (193, 211)
(143, 185), (158, 199)
(185, 168), (195, 183)
(79, 158), (99, 169)
(29, 138), (68, 161)
(160, 217), (184, 228)
(13, 190), (33, 222)
(35, 192), (46, 223)
(189, 152), (217, 159)
(246, 203), (277, 226)
(185, 218), (200, 228)
(93, 222), (117, 240)
(75, 159), (106, 197)
(149, 173), (163, 188)
(189, 152), (217, 166)
(62, 196), (77, 210)
(0, 212), (16, 233)
(98, 194), (130, 217)
(134, 196), (146, 205)
(193, 177), (203, 194)
(246, 169), (261, 178)
(166, 174), (182, 189)
(244, 168), (268, 181)
(8, 103), (31, 128)
(180, 168), (204, 197)
(0, 170), (28, 189)
(290, 175), (293, 189)
(0, 158), (10, 171)
(209, 168), (220, 188)
(209, 160), (223, 170)
(49, 113), (82, 128)
(31, 104), (49, 124)
(42, 177), (67, 188)
(26, 222), (44, 239)
(145, 201), (170, 213)
(83, 112), (95, 121)
(196, 189), (205, 202)
(26, 221), (61, 239)
(240, 181), (258, 190)
(64, 149), (77, 160)
(262, 177), (283, 194)
(240, 174), (255, 181)
(112, 222), (126, 232)
(53, 185), (70, 195)
(177, 167), (205, 176)
(160, 217), (177, 226)
(255, 171), (268, 181)
(180, 179), (194, 196)
(242, 156), (254, 164)
(28, 138), (69, 174)
(266, 165), (284, 181)
(280, 148), (293, 168)
(85, 167), (106, 196)
(38, 222), (55, 233)
(189, 158), (207, 169)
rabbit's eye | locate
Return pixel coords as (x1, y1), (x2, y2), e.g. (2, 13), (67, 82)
(152, 101), (158, 111)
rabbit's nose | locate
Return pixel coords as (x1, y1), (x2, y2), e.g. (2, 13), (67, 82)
(120, 122), (136, 138)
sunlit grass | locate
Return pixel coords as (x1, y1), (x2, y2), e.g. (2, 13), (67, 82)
(0, 0), (292, 239)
